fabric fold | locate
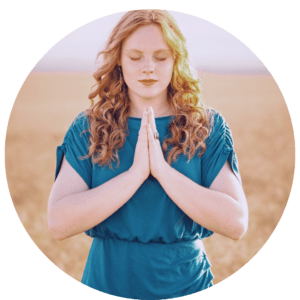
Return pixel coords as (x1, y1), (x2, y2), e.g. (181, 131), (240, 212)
(201, 110), (241, 188)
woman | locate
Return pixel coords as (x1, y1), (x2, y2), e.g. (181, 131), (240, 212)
(48, 9), (248, 299)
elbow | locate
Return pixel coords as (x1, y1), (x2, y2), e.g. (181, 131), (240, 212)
(48, 213), (67, 241)
(48, 221), (64, 241)
(230, 217), (248, 241)
(229, 200), (249, 241)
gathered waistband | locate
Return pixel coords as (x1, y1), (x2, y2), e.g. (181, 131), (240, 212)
(82, 236), (212, 299)
(93, 236), (205, 253)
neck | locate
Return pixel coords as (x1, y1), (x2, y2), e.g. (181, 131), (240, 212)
(129, 104), (172, 118)
(128, 91), (173, 118)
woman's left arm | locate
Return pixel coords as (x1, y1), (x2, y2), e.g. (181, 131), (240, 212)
(156, 159), (248, 241)
(147, 107), (248, 241)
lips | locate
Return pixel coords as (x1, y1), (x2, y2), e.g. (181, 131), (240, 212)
(138, 79), (158, 86)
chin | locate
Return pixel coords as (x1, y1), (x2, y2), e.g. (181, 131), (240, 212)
(138, 89), (166, 99)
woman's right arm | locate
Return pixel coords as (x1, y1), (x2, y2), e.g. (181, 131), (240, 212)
(48, 110), (150, 241)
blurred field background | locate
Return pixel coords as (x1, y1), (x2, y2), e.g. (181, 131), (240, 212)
(5, 71), (294, 286)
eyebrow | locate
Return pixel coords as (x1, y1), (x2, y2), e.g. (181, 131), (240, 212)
(124, 49), (172, 54)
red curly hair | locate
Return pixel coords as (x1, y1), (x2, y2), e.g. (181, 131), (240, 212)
(85, 9), (211, 169)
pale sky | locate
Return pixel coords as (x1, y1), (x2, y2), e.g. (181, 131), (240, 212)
(32, 10), (269, 75)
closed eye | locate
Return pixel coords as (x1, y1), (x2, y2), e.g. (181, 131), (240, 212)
(129, 57), (167, 61)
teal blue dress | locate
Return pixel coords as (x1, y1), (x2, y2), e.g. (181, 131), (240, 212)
(55, 109), (241, 299)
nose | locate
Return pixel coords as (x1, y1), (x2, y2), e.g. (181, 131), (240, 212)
(142, 58), (154, 74)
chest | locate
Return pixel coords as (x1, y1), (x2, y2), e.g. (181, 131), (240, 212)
(91, 137), (202, 189)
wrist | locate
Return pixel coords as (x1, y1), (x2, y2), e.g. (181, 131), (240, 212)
(128, 166), (148, 183)
(154, 161), (172, 182)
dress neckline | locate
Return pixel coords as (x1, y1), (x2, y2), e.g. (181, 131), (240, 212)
(128, 115), (174, 121)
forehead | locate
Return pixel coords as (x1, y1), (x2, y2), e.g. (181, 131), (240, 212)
(122, 24), (171, 51)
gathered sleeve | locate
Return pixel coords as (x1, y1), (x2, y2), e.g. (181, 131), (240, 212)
(55, 112), (93, 189)
(201, 110), (241, 188)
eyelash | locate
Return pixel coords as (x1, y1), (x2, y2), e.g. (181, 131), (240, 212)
(130, 57), (167, 61)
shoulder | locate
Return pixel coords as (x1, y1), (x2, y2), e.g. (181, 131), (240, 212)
(71, 111), (90, 130)
(203, 108), (235, 153)
(65, 111), (91, 141)
(206, 108), (228, 139)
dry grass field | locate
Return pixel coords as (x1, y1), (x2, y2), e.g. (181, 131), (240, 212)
(5, 72), (294, 288)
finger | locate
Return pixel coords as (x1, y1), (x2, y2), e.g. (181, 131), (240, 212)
(148, 106), (157, 134)
(147, 106), (150, 126)
(141, 109), (148, 126)
(147, 124), (156, 152)
(139, 110), (148, 135)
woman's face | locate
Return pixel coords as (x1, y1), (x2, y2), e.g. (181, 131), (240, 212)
(120, 24), (174, 102)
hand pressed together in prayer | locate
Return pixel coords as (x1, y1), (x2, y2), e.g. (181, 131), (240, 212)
(146, 106), (168, 180)
(131, 106), (168, 181)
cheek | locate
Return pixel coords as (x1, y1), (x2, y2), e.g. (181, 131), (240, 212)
(122, 65), (140, 89)
(164, 63), (174, 81)
(123, 63), (139, 78)
(122, 66), (133, 84)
